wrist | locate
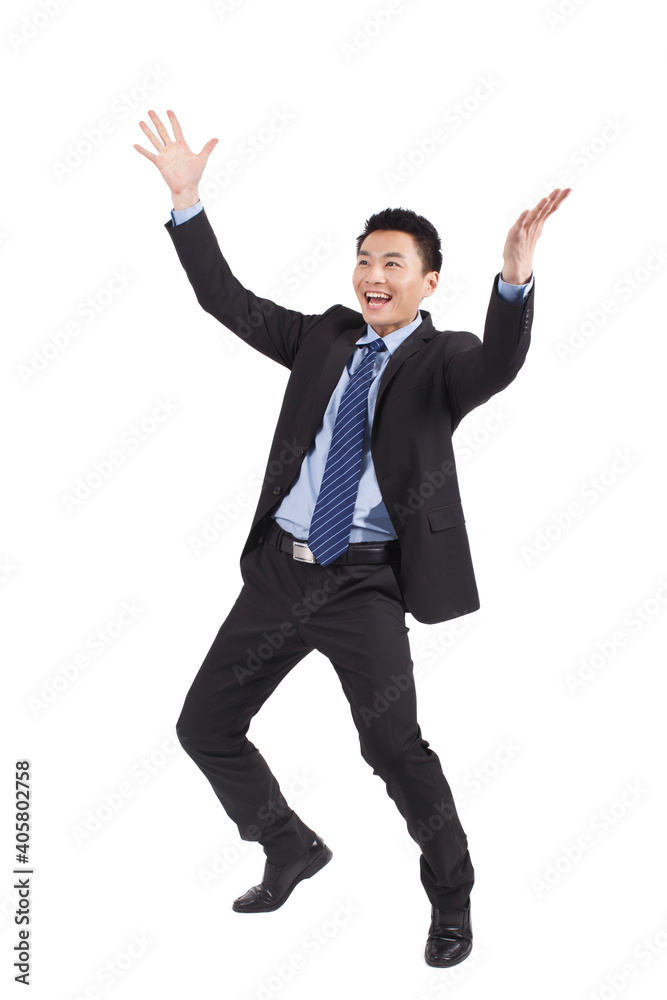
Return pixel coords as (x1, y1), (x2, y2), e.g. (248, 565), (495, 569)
(171, 188), (200, 211)
(500, 265), (532, 285)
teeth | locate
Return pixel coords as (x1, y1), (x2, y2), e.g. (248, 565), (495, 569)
(367, 293), (391, 300)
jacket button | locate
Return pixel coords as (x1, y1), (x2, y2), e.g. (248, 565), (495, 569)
(298, 449), (305, 457)
(273, 486), (282, 495)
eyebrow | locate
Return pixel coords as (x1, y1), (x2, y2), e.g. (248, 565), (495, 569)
(356, 250), (408, 260)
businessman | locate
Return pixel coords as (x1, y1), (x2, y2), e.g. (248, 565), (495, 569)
(135, 109), (570, 968)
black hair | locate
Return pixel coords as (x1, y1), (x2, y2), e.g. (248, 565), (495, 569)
(356, 206), (442, 276)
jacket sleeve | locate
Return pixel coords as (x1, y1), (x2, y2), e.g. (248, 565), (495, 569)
(165, 207), (338, 370)
(443, 273), (534, 423)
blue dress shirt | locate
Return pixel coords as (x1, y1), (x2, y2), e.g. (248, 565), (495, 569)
(171, 202), (533, 541)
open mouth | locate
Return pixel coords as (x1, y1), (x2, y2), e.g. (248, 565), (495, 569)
(364, 291), (393, 311)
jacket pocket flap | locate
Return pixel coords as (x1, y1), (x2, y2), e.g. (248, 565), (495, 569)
(427, 501), (465, 531)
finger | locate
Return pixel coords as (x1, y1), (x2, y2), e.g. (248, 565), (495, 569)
(531, 197), (556, 228)
(518, 195), (550, 229)
(167, 109), (184, 143)
(138, 119), (163, 152)
(525, 189), (562, 229)
(148, 109), (171, 145)
(547, 187), (572, 213)
(133, 143), (158, 163)
(507, 208), (530, 234)
(538, 187), (572, 225)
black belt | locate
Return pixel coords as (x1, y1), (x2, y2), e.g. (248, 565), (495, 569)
(264, 517), (400, 566)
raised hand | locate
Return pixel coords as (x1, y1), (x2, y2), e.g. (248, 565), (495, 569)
(501, 187), (572, 284)
(134, 109), (218, 208)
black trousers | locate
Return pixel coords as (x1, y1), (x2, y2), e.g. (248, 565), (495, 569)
(176, 518), (474, 914)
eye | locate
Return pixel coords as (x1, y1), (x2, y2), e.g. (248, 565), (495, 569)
(357, 259), (399, 266)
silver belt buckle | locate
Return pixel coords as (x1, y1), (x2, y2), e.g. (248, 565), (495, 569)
(292, 540), (316, 563)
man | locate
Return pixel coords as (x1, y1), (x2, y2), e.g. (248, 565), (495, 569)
(134, 109), (570, 968)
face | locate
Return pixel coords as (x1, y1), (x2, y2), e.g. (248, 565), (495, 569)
(353, 229), (438, 336)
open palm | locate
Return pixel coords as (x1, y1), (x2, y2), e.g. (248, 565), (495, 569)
(134, 109), (218, 194)
(501, 187), (571, 283)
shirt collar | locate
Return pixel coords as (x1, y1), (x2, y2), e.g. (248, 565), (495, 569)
(355, 309), (423, 356)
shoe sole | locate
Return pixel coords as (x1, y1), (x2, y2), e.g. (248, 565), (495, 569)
(232, 845), (333, 913)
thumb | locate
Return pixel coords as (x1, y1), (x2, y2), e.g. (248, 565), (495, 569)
(199, 137), (219, 161)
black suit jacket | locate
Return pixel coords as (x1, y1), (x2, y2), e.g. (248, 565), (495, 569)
(165, 208), (534, 625)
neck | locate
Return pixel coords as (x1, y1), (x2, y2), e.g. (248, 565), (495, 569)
(369, 309), (420, 337)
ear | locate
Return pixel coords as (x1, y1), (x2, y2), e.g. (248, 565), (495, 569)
(422, 272), (439, 297)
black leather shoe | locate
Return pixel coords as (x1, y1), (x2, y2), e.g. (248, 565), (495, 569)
(424, 900), (473, 967)
(232, 836), (333, 913)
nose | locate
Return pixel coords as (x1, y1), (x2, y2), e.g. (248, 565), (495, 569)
(365, 261), (388, 283)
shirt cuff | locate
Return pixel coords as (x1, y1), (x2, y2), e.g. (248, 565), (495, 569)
(170, 201), (203, 226)
(497, 272), (534, 303)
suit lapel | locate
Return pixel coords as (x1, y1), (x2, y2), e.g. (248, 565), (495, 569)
(375, 309), (436, 408)
(309, 309), (438, 433)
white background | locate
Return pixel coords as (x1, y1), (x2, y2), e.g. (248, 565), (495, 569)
(2, 0), (666, 997)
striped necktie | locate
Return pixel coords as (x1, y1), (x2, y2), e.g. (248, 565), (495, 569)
(307, 337), (387, 566)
